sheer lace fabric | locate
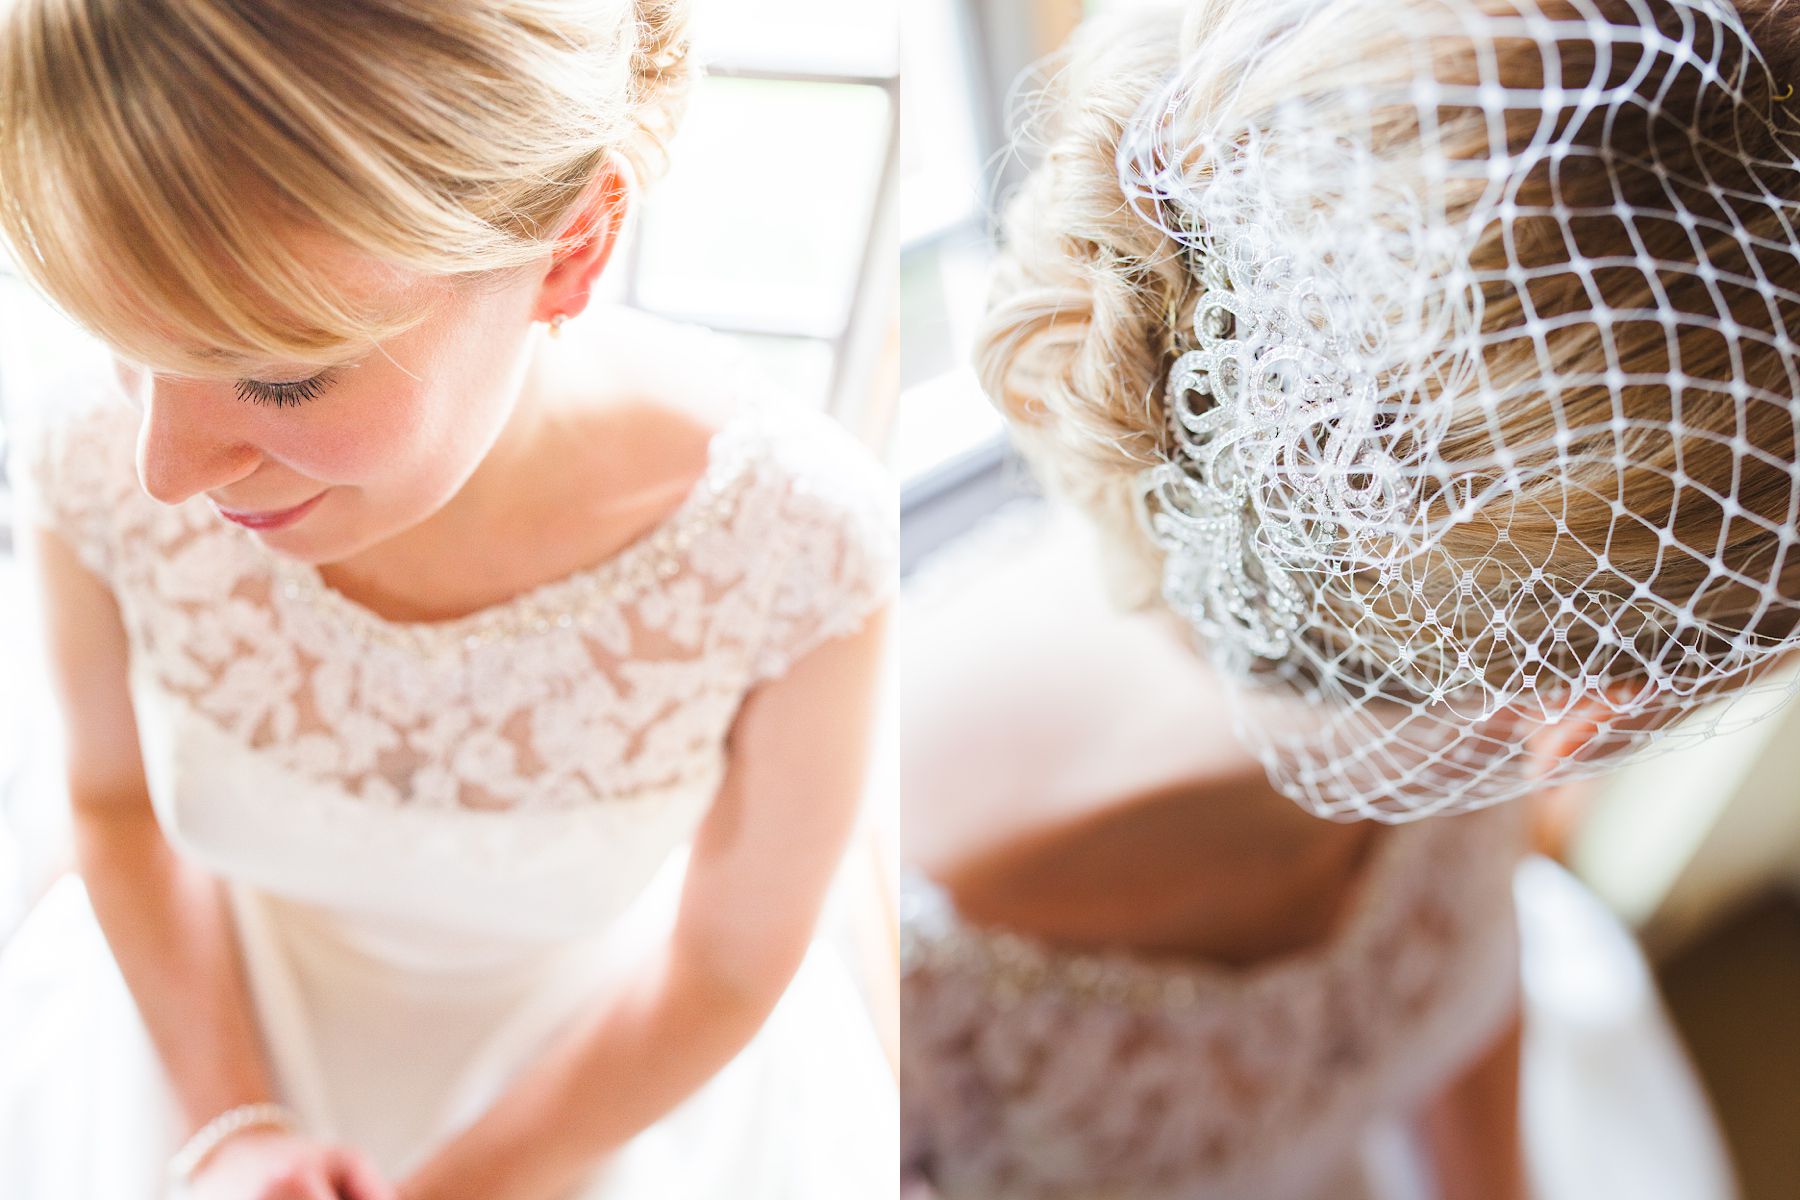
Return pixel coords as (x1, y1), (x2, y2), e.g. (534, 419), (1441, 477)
(22, 390), (894, 946)
(900, 802), (1526, 1200)
(28, 387), (888, 808)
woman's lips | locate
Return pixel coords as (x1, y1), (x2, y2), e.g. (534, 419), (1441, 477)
(211, 489), (327, 532)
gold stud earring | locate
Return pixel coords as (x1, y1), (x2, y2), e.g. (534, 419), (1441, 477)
(549, 313), (568, 339)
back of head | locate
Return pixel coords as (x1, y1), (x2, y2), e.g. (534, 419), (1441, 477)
(0, 0), (696, 373)
(979, 0), (1800, 818)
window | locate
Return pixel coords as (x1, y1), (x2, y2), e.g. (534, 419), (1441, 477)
(896, 0), (1000, 488)
(621, 0), (899, 436)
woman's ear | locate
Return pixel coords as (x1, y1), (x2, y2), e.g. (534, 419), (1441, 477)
(1523, 679), (1650, 769)
(534, 153), (635, 325)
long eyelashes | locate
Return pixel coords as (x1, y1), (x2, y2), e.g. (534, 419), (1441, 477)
(234, 371), (335, 407)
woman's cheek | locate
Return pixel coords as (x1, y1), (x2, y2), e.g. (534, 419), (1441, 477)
(286, 388), (436, 484)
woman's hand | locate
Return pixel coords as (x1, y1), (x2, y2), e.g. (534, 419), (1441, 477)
(183, 1127), (396, 1200)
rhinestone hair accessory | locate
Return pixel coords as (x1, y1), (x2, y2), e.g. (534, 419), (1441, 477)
(1121, 0), (1800, 821)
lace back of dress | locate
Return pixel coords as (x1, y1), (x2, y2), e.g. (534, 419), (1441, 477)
(901, 804), (1526, 1199)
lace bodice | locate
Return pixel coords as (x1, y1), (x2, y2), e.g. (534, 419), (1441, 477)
(901, 801), (1526, 1200)
(14, 368), (895, 950)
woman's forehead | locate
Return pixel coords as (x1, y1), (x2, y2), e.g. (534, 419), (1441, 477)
(121, 229), (443, 375)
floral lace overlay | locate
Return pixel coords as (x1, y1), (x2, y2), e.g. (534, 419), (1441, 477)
(900, 803), (1525, 1200)
(20, 388), (896, 818)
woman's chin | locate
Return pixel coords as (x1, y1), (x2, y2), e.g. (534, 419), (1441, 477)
(243, 523), (356, 565)
(255, 508), (438, 570)
(221, 499), (373, 566)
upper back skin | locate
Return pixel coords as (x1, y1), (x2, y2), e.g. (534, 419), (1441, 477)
(903, 507), (1385, 967)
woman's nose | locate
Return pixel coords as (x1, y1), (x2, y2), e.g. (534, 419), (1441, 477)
(135, 377), (261, 506)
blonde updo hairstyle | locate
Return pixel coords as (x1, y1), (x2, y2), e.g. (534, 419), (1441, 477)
(0, 0), (696, 375)
(980, 0), (1800, 698)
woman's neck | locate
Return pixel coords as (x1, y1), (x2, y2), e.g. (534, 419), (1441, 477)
(314, 334), (564, 616)
(313, 319), (721, 623)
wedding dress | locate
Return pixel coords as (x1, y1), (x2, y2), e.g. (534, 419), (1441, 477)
(0, 370), (899, 1198)
(902, 804), (1528, 1200)
(902, 829), (1738, 1200)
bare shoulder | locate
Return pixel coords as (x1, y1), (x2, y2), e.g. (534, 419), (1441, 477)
(569, 393), (723, 486)
(541, 309), (741, 509)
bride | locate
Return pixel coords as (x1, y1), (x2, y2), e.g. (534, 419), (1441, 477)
(0, 1), (895, 1198)
(903, 0), (1800, 1195)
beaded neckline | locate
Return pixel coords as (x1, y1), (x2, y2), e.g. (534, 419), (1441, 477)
(267, 406), (764, 658)
(900, 819), (1423, 1014)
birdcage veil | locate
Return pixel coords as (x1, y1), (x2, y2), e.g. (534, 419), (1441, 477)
(1120, 0), (1800, 821)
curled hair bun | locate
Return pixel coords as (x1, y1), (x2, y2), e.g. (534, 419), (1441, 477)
(626, 0), (699, 184)
(976, 4), (1195, 603)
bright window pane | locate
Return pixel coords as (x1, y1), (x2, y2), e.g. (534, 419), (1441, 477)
(696, 0), (898, 77)
(900, 0), (983, 244)
(636, 77), (891, 339)
(897, 227), (1001, 480)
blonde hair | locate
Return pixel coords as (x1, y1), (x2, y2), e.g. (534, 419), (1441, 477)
(979, 0), (1800, 694)
(0, 0), (696, 374)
